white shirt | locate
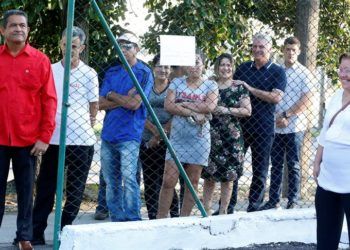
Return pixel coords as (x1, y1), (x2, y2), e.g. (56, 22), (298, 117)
(50, 61), (99, 146)
(317, 89), (350, 193)
(275, 62), (314, 133)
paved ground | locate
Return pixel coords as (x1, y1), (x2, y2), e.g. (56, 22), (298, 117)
(0, 211), (105, 249)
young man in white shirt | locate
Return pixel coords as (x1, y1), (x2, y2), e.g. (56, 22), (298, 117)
(260, 36), (313, 210)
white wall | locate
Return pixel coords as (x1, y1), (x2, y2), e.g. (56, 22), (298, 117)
(60, 208), (347, 250)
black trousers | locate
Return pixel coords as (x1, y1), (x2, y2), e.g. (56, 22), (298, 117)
(315, 186), (350, 250)
(140, 142), (179, 219)
(0, 145), (36, 241)
(228, 131), (273, 211)
(32, 145), (94, 238)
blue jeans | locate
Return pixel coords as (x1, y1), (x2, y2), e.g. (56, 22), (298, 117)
(101, 140), (141, 222)
(96, 170), (108, 214)
(269, 132), (304, 204)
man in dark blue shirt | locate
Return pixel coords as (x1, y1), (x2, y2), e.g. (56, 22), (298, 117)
(229, 33), (287, 212)
(99, 33), (154, 221)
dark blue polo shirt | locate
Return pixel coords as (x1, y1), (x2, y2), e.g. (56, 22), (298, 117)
(100, 60), (154, 143)
(234, 61), (286, 134)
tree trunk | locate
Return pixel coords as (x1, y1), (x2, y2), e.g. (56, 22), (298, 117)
(282, 0), (320, 200)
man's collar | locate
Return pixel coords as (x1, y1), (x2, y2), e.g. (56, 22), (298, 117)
(283, 61), (300, 70)
(0, 43), (33, 56)
(250, 60), (272, 69)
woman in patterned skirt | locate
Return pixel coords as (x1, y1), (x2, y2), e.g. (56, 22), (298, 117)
(202, 53), (251, 215)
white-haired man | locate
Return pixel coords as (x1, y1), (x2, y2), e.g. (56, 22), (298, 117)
(31, 26), (98, 245)
(228, 33), (287, 212)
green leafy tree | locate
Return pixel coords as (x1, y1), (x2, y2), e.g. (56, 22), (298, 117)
(0, 0), (128, 67)
(143, 0), (256, 65)
(144, 0), (350, 81)
(242, 0), (350, 81)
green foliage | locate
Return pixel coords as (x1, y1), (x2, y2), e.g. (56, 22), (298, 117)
(144, 0), (350, 82)
(239, 0), (350, 82)
(143, 0), (255, 65)
(0, 0), (128, 66)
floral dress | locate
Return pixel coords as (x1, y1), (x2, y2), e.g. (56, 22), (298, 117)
(202, 85), (249, 182)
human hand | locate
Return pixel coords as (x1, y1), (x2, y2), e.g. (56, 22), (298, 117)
(276, 117), (289, 128)
(128, 87), (137, 96)
(180, 102), (194, 110)
(90, 116), (97, 127)
(148, 136), (160, 148)
(192, 113), (207, 125)
(233, 80), (248, 89)
(214, 106), (228, 115)
(313, 162), (320, 185)
(30, 140), (49, 157)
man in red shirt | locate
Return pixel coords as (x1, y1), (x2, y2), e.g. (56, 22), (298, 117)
(0, 9), (57, 250)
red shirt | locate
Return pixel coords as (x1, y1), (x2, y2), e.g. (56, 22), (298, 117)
(0, 44), (57, 146)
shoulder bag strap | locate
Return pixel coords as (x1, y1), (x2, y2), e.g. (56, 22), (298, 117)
(329, 100), (350, 128)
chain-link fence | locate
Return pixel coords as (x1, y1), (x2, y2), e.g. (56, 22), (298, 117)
(1, 0), (346, 245)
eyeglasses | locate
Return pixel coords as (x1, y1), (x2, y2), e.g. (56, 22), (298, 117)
(120, 43), (135, 51)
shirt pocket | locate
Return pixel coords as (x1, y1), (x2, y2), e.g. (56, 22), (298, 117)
(18, 67), (41, 91)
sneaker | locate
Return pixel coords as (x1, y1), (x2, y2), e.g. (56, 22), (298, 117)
(94, 210), (109, 220)
(286, 201), (297, 209)
(17, 241), (33, 250)
(259, 201), (280, 211)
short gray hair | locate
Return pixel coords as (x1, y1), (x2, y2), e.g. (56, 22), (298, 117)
(62, 26), (86, 45)
(253, 33), (272, 48)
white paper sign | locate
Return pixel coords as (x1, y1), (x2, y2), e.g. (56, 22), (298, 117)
(160, 35), (196, 66)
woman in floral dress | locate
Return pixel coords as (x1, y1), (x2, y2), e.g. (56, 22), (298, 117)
(202, 53), (251, 215)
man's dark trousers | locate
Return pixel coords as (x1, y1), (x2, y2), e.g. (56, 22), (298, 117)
(0, 145), (36, 241)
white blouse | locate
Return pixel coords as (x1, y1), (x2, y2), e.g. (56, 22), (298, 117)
(317, 89), (350, 193)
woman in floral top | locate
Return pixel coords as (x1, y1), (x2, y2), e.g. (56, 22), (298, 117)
(202, 53), (251, 215)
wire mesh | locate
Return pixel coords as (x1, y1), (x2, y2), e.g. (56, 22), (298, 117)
(1, 0), (344, 231)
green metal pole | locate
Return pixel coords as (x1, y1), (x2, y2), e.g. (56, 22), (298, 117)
(53, 0), (75, 249)
(90, 0), (207, 218)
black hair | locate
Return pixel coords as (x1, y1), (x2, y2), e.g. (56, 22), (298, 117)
(152, 54), (161, 66)
(2, 9), (28, 28)
(339, 52), (350, 64)
(284, 36), (301, 47)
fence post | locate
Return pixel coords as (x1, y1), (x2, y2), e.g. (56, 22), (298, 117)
(53, 0), (75, 249)
(90, 0), (207, 218)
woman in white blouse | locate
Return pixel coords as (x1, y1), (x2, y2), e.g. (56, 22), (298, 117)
(313, 53), (350, 250)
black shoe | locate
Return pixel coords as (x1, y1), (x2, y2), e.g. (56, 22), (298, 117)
(227, 206), (234, 214)
(286, 201), (297, 209)
(247, 203), (261, 212)
(170, 213), (179, 218)
(31, 236), (46, 245)
(94, 210), (109, 220)
(12, 238), (18, 246)
(259, 201), (280, 211)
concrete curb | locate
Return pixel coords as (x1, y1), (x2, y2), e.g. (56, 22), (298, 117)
(60, 208), (345, 250)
